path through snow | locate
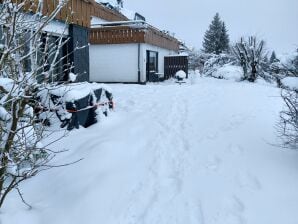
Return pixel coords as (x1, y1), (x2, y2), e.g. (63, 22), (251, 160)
(2, 78), (298, 224)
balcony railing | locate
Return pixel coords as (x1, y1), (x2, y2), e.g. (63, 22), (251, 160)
(89, 25), (180, 51)
(1, 0), (128, 28)
(90, 26), (146, 44)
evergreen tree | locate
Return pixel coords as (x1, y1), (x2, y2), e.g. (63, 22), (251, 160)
(116, 0), (123, 8)
(220, 22), (230, 52)
(270, 51), (277, 63)
(202, 13), (229, 54)
(294, 49), (298, 75)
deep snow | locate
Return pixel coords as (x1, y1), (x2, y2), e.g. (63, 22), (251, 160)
(2, 77), (298, 224)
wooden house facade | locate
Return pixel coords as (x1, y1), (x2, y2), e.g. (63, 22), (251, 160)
(89, 21), (180, 83)
(1, 0), (182, 83)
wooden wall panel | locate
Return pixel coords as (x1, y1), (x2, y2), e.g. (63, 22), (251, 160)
(90, 27), (145, 45)
(89, 26), (179, 51)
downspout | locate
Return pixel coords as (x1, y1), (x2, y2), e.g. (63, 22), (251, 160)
(138, 43), (141, 83)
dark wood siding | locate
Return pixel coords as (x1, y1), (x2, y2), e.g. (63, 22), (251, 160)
(89, 26), (179, 51)
(164, 56), (188, 79)
(2, 0), (128, 28)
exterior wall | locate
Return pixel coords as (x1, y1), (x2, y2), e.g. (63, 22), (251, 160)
(89, 43), (178, 83)
(89, 44), (139, 83)
(140, 43), (178, 81)
(68, 24), (90, 82)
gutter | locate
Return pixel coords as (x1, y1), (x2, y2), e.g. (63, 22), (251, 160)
(138, 43), (141, 83)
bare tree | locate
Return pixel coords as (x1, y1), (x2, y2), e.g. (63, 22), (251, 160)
(278, 89), (298, 150)
(277, 50), (298, 149)
(0, 0), (75, 209)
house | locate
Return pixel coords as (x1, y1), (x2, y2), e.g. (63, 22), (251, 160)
(38, 0), (128, 82)
(1, 0), (127, 82)
(89, 2), (185, 84)
(1, 0), (186, 83)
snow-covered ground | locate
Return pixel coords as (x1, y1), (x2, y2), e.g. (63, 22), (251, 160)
(2, 77), (298, 224)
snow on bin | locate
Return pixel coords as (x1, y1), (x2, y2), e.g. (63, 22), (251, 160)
(37, 82), (113, 131)
(175, 70), (187, 84)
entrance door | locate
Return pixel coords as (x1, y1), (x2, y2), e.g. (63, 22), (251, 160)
(146, 50), (158, 81)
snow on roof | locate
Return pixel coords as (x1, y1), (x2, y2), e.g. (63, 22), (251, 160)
(43, 20), (69, 36)
(120, 7), (136, 20)
(96, 0), (142, 21)
(22, 13), (69, 36)
(91, 16), (108, 25)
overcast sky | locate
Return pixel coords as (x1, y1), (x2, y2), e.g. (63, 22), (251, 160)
(124, 0), (298, 54)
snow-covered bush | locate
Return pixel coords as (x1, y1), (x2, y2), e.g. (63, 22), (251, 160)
(212, 64), (243, 81)
(269, 50), (298, 87)
(0, 0), (73, 208)
(188, 48), (222, 74)
(281, 77), (298, 91)
(202, 53), (237, 78)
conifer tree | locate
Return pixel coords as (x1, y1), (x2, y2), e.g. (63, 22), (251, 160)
(220, 22), (230, 52)
(270, 51), (277, 63)
(116, 0), (123, 9)
(202, 13), (230, 54)
(294, 49), (298, 74)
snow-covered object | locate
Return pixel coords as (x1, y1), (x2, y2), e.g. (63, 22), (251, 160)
(91, 16), (107, 25)
(281, 77), (298, 91)
(37, 82), (113, 128)
(43, 82), (112, 102)
(0, 106), (11, 121)
(0, 78), (14, 92)
(175, 70), (187, 79)
(203, 53), (236, 78)
(68, 73), (77, 82)
(21, 13), (69, 36)
(43, 20), (69, 36)
(213, 65), (243, 81)
(277, 51), (298, 69)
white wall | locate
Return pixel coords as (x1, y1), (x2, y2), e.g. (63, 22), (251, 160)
(140, 44), (177, 81)
(89, 43), (178, 83)
(89, 44), (139, 82)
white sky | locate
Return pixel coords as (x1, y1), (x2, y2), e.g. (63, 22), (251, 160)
(124, 0), (298, 54)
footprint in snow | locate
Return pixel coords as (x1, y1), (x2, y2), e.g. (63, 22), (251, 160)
(229, 144), (244, 156)
(223, 195), (245, 213)
(236, 172), (262, 191)
(207, 132), (218, 140)
(224, 213), (246, 224)
(216, 196), (246, 224)
(206, 155), (221, 171)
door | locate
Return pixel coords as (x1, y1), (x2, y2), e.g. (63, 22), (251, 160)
(146, 50), (158, 81)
